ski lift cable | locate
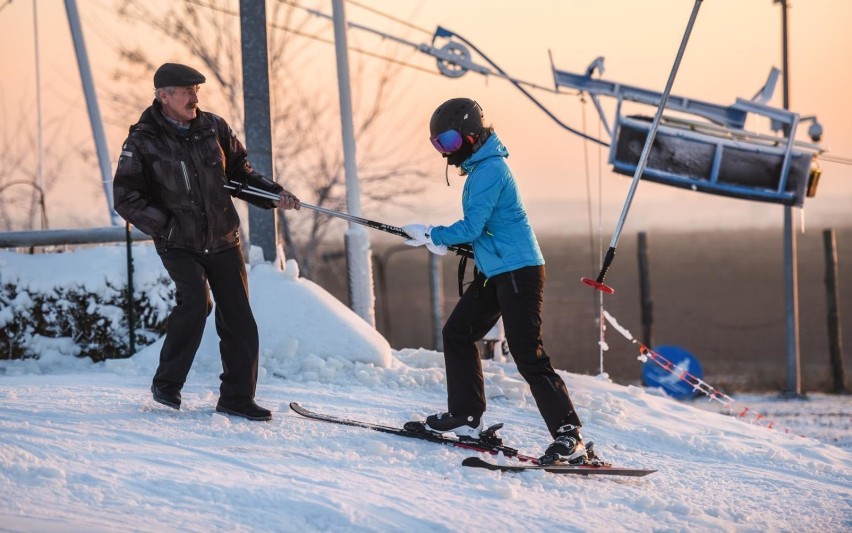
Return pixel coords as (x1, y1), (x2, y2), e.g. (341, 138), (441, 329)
(266, 20), (441, 77)
(184, 0), (440, 77)
(281, 0), (609, 146)
(596, 118), (606, 376)
(81, 0), (133, 52)
(819, 153), (852, 166)
(580, 95), (598, 279)
(579, 94), (607, 375)
(344, 0), (433, 36)
(282, 0), (430, 52)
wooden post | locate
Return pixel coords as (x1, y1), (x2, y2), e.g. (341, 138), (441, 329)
(637, 232), (654, 348)
(823, 229), (846, 393)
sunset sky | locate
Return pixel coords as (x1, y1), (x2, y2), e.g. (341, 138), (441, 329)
(0, 0), (849, 235)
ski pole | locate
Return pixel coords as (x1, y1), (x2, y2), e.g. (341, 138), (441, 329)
(581, 0), (704, 295)
(224, 182), (474, 258)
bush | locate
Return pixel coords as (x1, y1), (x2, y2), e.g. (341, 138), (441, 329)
(0, 246), (173, 362)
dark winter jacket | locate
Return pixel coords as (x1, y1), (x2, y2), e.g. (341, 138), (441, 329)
(113, 100), (283, 255)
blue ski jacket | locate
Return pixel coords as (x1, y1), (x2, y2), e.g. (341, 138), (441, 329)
(430, 133), (544, 278)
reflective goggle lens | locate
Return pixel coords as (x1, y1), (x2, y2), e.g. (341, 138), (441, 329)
(429, 129), (463, 154)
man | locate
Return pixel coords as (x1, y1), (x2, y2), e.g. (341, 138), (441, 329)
(113, 63), (300, 421)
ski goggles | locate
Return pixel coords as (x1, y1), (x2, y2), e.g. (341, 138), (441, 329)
(429, 129), (464, 154)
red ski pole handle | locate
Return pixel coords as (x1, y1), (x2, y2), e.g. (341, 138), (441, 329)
(581, 246), (616, 294)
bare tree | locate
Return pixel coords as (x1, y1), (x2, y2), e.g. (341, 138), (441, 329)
(0, 98), (93, 231)
(109, 0), (429, 278)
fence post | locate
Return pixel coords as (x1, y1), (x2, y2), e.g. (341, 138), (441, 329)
(823, 228), (846, 393)
(637, 231), (654, 348)
(124, 222), (135, 357)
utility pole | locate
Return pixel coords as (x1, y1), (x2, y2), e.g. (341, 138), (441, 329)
(65, 0), (119, 225)
(240, 0), (278, 261)
(331, 0), (376, 326)
(775, 0), (803, 397)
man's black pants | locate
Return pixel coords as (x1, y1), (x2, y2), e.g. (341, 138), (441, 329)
(153, 246), (259, 403)
(442, 265), (581, 438)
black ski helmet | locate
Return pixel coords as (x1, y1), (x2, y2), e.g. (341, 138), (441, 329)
(429, 98), (484, 142)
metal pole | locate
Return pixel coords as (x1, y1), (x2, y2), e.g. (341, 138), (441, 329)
(779, 0), (790, 112)
(224, 184), (474, 256)
(64, 0), (119, 226)
(0, 226), (151, 248)
(239, 0), (278, 262)
(375, 244), (414, 343)
(372, 254), (389, 336)
(776, 0), (803, 397)
(429, 253), (444, 351)
(609, 0), (702, 249)
(33, 1), (44, 226)
(782, 208), (801, 395)
(125, 222), (135, 357)
(584, 0), (704, 293)
(331, 0), (375, 325)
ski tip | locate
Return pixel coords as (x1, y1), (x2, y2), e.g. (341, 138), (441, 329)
(462, 457), (487, 467)
(463, 456), (657, 476)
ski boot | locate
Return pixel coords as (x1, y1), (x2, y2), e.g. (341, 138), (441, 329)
(539, 424), (588, 466)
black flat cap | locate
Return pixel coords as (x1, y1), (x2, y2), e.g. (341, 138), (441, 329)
(153, 63), (206, 89)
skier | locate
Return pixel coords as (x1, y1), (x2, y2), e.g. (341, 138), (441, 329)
(402, 98), (589, 464)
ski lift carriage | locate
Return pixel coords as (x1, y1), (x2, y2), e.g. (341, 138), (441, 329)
(552, 58), (825, 207)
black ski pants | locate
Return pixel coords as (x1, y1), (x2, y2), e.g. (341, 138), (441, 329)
(153, 246), (259, 403)
(442, 265), (581, 438)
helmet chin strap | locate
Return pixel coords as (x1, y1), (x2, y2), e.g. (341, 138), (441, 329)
(445, 160), (450, 186)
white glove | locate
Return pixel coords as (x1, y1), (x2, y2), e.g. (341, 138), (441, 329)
(402, 224), (447, 256)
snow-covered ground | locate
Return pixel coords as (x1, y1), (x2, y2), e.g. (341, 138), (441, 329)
(1, 245), (850, 532)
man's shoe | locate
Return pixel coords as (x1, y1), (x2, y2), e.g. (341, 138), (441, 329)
(541, 424), (588, 464)
(424, 412), (483, 438)
(216, 401), (272, 421)
(151, 384), (181, 410)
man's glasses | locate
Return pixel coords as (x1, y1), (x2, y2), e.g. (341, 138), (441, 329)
(430, 129), (463, 154)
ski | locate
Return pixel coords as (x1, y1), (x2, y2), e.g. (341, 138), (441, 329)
(289, 402), (540, 462)
(289, 403), (654, 476)
(462, 456), (657, 477)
